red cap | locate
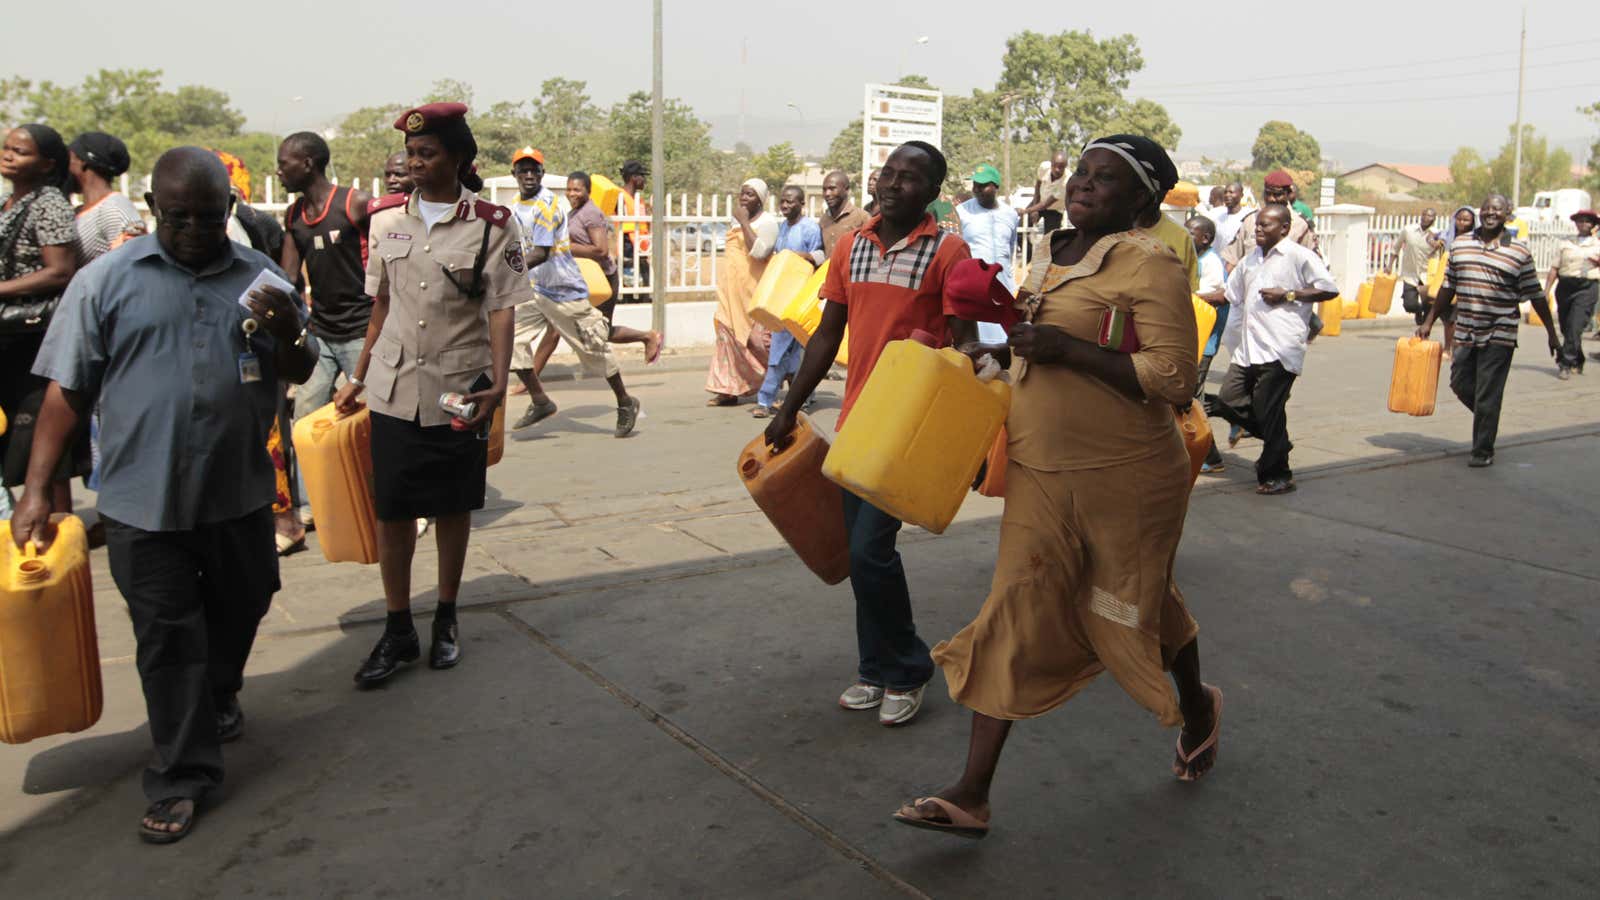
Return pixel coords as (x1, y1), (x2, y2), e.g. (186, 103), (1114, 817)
(1263, 169), (1294, 189)
(1571, 208), (1598, 223)
(944, 258), (1019, 330)
(394, 102), (469, 135)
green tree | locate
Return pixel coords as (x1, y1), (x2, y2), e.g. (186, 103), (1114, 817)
(1250, 121), (1321, 171)
(328, 104), (407, 188)
(527, 78), (605, 174)
(1104, 98), (1182, 149)
(1448, 125), (1575, 202)
(747, 142), (801, 194)
(821, 117), (861, 177)
(1582, 101), (1600, 193)
(995, 30), (1172, 152)
(1, 68), (276, 197)
(603, 91), (719, 194)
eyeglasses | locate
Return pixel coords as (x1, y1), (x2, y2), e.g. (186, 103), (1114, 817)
(155, 207), (233, 230)
(146, 194), (235, 231)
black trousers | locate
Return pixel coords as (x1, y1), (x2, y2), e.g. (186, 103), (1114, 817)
(1448, 343), (1515, 458)
(1208, 361), (1298, 484)
(1401, 282), (1428, 325)
(1554, 277), (1597, 371)
(104, 506), (278, 802)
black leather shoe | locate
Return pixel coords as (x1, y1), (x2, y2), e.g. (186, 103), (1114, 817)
(354, 630), (420, 686)
(429, 619), (461, 670)
(216, 695), (244, 743)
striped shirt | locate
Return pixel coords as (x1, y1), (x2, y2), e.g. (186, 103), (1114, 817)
(1442, 230), (1541, 348)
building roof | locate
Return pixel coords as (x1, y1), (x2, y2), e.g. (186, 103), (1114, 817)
(1341, 162), (1453, 185)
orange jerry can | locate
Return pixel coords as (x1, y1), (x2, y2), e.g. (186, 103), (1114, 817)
(1175, 401), (1212, 488)
(1369, 272), (1398, 315)
(1320, 295), (1343, 336)
(1387, 337), (1443, 416)
(487, 403), (507, 467)
(577, 258), (613, 307)
(292, 402), (379, 564)
(748, 251), (815, 332)
(976, 426), (1009, 498)
(737, 412), (850, 584)
(1, 515), (102, 744)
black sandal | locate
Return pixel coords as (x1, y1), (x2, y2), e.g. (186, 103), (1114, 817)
(139, 797), (196, 844)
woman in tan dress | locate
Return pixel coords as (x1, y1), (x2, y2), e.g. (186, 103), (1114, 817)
(705, 179), (778, 405)
(894, 135), (1222, 840)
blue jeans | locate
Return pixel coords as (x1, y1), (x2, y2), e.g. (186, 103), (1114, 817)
(842, 490), (933, 691)
(756, 332), (803, 408)
(293, 336), (366, 507)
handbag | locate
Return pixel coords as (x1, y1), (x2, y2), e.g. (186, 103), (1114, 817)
(0, 193), (62, 335)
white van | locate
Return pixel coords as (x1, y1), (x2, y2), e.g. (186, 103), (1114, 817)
(1518, 188), (1592, 223)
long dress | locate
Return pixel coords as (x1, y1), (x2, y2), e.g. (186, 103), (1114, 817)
(933, 230), (1202, 727)
(705, 225), (771, 397)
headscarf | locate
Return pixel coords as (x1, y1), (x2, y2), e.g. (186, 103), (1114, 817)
(15, 123), (71, 193)
(741, 177), (770, 208)
(209, 148), (252, 201)
(1081, 133), (1178, 200)
(69, 132), (131, 179)
(1441, 205), (1477, 245)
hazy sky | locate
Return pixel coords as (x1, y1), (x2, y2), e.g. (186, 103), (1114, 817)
(8, 0), (1599, 168)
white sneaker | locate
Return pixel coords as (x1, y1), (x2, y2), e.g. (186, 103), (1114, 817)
(879, 686), (925, 726)
(838, 683), (884, 710)
(415, 517), (430, 537)
(297, 505), (314, 528)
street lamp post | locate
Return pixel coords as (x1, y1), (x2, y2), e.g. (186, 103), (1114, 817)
(650, 0), (666, 335)
(999, 92), (1020, 195)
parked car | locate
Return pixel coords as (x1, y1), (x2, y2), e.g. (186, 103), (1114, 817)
(669, 222), (727, 253)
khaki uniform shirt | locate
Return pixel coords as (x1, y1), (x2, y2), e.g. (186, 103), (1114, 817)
(819, 202), (870, 259)
(363, 188), (534, 426)
(1555, 234), (1600, 279)
(1221, 208), (1319, 268)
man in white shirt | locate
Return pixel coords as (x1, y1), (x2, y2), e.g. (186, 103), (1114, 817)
(1207, 181), (1247, 253)
(1207, 205), (1339, 495)
(956, 163), (1020, 344)
(1393, 209), (1443, 325)
(1188, 216), (1228, 473)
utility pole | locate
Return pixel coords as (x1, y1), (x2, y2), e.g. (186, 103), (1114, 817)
(650, 0), (666, 335)
(1512, 3), (1527, 208)
(1000, 93), (1018, 194)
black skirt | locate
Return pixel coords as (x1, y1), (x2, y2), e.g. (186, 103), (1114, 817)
(369, 411), (487, 521)
(1, 333), (92, 487)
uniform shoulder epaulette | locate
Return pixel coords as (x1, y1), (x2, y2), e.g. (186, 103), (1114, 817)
(368, 192), (408, 215)
(474, 199), (511, 228)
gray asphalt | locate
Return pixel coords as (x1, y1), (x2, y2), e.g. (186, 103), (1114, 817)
(1, 324), (1596, 899)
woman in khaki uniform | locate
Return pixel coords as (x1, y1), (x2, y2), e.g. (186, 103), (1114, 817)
(334, 103), (532, 686)
(893, 135), (1223, 840)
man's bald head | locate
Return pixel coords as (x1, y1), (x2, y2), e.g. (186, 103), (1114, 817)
(147, 147), (236, 268)
(151, 147), (232, 202)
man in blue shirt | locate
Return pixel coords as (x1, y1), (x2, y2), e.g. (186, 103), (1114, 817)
(752, 185), (823, 416)
(955, 164), (1020, 344)
(11, 147), (316, 844)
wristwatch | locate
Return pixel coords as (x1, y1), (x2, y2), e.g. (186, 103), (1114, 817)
(1284, 290), (1298, 304)
(348, 375), (364, 388)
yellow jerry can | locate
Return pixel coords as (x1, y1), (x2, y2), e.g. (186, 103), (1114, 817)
(1191, 295), (1217, 363)
(748, 250), (815, 332)
(1425, 255), (1446, 297)
(781, 262), (829, 345)
(1387, 337), (1443, 417)
(1320, 295), (1343, 336)
(1, 515), (102, 744)
(1369, 272), (1398, 315)
(822, 338), (1011, 533)
(577, 257), (613, 307)
(292, 402), (379, 564)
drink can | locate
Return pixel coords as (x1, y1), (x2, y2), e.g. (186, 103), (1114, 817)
(439, 392), (477, 420)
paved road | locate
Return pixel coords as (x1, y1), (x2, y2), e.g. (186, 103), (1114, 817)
(2, 324), (1597, 898)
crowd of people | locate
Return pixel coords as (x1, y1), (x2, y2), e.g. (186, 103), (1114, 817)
(1, 100), (1593, 846)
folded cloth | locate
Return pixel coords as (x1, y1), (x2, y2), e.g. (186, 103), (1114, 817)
(945, 258), (1020, 331)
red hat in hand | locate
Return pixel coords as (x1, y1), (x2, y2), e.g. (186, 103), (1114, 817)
(945, 258), (1019, 330)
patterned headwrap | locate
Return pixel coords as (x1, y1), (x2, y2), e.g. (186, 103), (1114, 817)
(209, 148), (252, 201)
(1081, 134), (1179, 199)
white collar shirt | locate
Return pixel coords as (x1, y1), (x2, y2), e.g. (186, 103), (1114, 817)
(1221, 239), (1338, 374)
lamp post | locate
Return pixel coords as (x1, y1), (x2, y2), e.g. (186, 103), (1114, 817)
(650, 0), (666, 335)
(999, 92), (1020, 195)
(897, 35), (929, 79)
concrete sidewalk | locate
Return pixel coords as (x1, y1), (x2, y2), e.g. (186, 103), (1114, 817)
(2, 324), (1597, 898)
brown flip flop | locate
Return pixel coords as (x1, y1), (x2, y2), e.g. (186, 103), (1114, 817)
(892, 796), (990, 840)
